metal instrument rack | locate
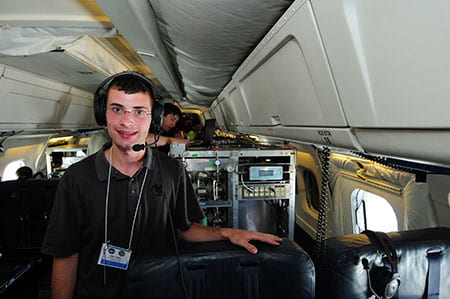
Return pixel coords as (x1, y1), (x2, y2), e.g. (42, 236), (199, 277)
(45, 144), (87, 178)
(177, 147), (296, 239)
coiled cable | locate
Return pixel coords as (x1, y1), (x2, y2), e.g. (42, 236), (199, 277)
(314, 146), (331, 298)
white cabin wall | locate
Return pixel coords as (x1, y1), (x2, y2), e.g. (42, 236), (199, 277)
(0, 135), (50, 180)
(292, 144), (448, 239)
(292, 143), (321, 238)
(427, 175), (450, 228)
(0, 64), (96, 131)
(327, 154), (438, 236)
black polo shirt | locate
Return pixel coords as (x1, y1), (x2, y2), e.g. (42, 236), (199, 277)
(42, 144), (203, 298)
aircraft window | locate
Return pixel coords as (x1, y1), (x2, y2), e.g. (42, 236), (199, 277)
(2, 159), (26, 181)
(304, 170), (320, 211)
(352, 189), (398, 233)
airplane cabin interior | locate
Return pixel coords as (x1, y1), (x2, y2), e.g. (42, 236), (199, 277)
(1, 0), (450, 298)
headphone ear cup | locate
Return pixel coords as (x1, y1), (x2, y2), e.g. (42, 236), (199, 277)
(373, 267), (400, 299)
(150, 99), (165, 134)
(94, 89), (107, 126)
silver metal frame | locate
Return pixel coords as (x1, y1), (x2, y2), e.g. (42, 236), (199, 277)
(179, 148), (296, 239)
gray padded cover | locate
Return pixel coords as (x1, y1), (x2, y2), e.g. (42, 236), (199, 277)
(323, 227), (450, 298)
(128, 239), (315, 299)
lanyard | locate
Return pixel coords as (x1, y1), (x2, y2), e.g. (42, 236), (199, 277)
(104, 148), (149, 250)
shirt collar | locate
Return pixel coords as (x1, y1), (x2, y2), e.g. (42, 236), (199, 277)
(95, 142), (153, 181)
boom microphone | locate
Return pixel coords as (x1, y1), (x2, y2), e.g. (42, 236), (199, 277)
(132, 134), (161, 152)
(132, 144), (147, 152)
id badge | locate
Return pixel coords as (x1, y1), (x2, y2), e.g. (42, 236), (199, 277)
(97, 243), (132, 270)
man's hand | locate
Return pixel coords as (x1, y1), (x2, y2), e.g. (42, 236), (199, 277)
(221, 228), (282, 254)
(179, 224), (282, 254)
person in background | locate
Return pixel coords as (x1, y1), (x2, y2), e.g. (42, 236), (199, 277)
(147, 102), (189, 154)
(161, 103), (183, 137)
(16, 166), (33, 181)
(186, 120), (203, 142)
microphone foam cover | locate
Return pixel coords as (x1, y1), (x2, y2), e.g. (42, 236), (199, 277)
(132, 144), (145, 152)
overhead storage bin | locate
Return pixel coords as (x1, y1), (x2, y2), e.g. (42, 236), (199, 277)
(231, 0), (347, 128)
(209, 100), (228, 132)
(312, 0), (450, 129)
(211, 0), (361, 149)
(218, 84), (251, 131)
(0, 65), (96, 130)
(272, 127), (363, 151)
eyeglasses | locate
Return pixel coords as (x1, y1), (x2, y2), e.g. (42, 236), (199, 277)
(107, 106), (151, 120)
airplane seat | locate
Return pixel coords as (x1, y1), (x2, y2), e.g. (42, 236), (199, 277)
(0, 181), (26, 251)
(0, 179), (59, 250)
(0, 179), (58, 297)
(128, 239), (315, 299)
(20, 179), (59, 247)
(321, 227), (450, 299)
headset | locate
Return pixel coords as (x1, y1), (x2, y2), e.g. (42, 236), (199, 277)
(93, 71), (165, 134)
(362, 230), (401, 299)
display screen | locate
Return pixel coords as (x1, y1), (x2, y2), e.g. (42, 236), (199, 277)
(249, 166), (283, 181)
(259, 170), (274, 177)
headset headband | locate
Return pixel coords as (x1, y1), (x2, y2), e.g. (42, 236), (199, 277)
(364, 230), (399, 273)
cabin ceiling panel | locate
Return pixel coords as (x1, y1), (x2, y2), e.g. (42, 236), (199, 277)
(95, 0), (294, 105)
(95, 0), (184, 102)
(149, 0), (294, 105)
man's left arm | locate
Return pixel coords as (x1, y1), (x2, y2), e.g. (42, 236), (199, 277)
(178, 223), (282, 254)
(147, 133), (189, 148)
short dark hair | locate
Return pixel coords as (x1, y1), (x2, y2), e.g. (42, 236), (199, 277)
(108, 73), (155, 103)
(16, 166), (33, 180)
(163, 103), (182, 117)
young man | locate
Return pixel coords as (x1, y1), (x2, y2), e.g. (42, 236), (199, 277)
(42, 72), (281, 299)
(161, 103), (182, 136)
(147, 102), (189, 154)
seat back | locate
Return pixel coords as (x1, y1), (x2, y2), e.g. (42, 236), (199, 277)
(322, 227), (450, 298)
(128, 239), (315, 299)
(0, 179), (59, 251)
